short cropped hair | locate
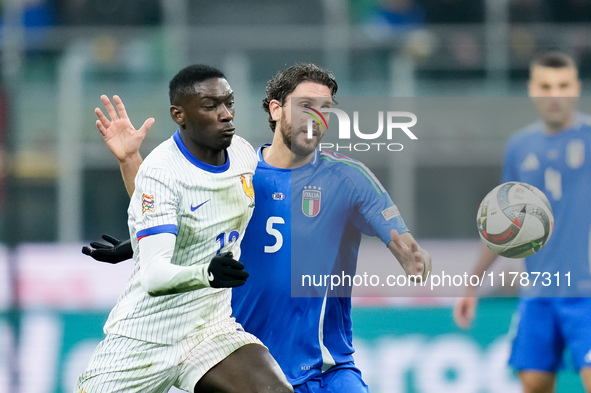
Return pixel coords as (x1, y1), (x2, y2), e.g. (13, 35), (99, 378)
(262, 63), (338, 132)
(169, 64), (226, 105)
(530, 51), (577, 74)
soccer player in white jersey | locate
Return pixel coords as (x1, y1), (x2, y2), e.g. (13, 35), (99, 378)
(84, 63), (431, 392)
(75, 65), (292, 393)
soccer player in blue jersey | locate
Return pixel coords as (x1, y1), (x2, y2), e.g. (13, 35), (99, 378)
(230, 64), (430, 392)
(233, 64), (430, 391)
(454, 51), (591, 393)
(84, 63), (431, 392)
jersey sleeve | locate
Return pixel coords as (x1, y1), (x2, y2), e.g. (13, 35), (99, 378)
(345, 162), (409, 245)
(133, 166), (179, 239)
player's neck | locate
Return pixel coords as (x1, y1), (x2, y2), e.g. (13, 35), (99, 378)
(264, 137), (314, 169)
(179, 131), (227, 166)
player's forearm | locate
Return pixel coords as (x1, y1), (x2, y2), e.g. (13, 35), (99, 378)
(142, 262), (210, 296)
(464, 243), (498, 296)
(471, 243), (498, 278)
(138, 233), (210, 296)
(119, 152), (143, 197)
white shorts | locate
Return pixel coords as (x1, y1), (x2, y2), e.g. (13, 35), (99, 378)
(74, 318), (263, 393)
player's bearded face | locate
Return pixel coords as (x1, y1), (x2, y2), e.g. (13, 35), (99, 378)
(279, 109), (322, 157)
(533, 97), (578, 131)
(277, 82), (333, 157)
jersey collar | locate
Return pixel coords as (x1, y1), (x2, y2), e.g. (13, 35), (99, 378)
(256, 145), (319, 170)
(173, 130), (230, 173)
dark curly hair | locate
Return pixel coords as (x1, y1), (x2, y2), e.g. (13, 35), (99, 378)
(169, 64), (226, 105)
(262, 63), (338, 132)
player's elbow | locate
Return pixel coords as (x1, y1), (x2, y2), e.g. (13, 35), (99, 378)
(140, 270), (173, 296)
(146, 286), (169, 297)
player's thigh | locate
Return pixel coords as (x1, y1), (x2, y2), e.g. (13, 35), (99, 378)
(508, 299), (564, 372)
(557, 298), (591, 371)
(194, 343), (292, 393)
(517, 370), (556, 393)
(74, 334), (177, 393)
(580, 367), (591, 393)
(294, 367), (369, 393)
(176, 318), (290, 392)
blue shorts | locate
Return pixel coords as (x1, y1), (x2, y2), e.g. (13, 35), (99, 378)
(293, 364), (369, 393)
(508, 297), (591, 372)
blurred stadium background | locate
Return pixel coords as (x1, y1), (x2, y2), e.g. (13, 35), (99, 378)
(1, 0), (590, 391)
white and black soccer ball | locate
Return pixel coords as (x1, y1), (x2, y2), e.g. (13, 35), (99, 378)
(476, 182), (554, 258)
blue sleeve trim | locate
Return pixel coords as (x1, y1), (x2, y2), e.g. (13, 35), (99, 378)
(137, 224), (178, 239)
(173, 130), (230, 173)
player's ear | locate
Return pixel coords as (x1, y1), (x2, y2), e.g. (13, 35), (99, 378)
(269, 99), (282, 122)
(170, 105), (185, 129)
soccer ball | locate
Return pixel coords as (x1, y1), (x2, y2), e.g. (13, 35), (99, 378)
(476, 182), (554, 258)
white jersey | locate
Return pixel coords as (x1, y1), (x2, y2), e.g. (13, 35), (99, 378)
(104, 131), (257, 344)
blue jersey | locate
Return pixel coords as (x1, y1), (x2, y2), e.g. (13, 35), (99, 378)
(232, 146), (408, 385)
(502, 114), (591, 296)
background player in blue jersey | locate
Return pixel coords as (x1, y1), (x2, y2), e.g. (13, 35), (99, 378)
(84, 63), (432, 392)
(454, 51), (591, 393)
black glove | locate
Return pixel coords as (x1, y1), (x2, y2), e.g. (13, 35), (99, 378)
(82, 234), (133, 264)
(208, 252), (249, 288)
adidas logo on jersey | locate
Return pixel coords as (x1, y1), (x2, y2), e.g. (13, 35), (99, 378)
(521, 153), (540, 171)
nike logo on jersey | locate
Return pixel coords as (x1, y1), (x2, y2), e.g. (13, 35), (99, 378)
(208, 271), (215, 281)
(191, 200), (210, 211)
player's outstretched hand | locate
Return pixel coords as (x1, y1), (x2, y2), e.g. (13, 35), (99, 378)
(82, 234), (133, 264)
(453, 296), (478, 329)
(208, 252), (249, 288)
(95, 95), (155, 162)
(388, 229), (432, 282)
